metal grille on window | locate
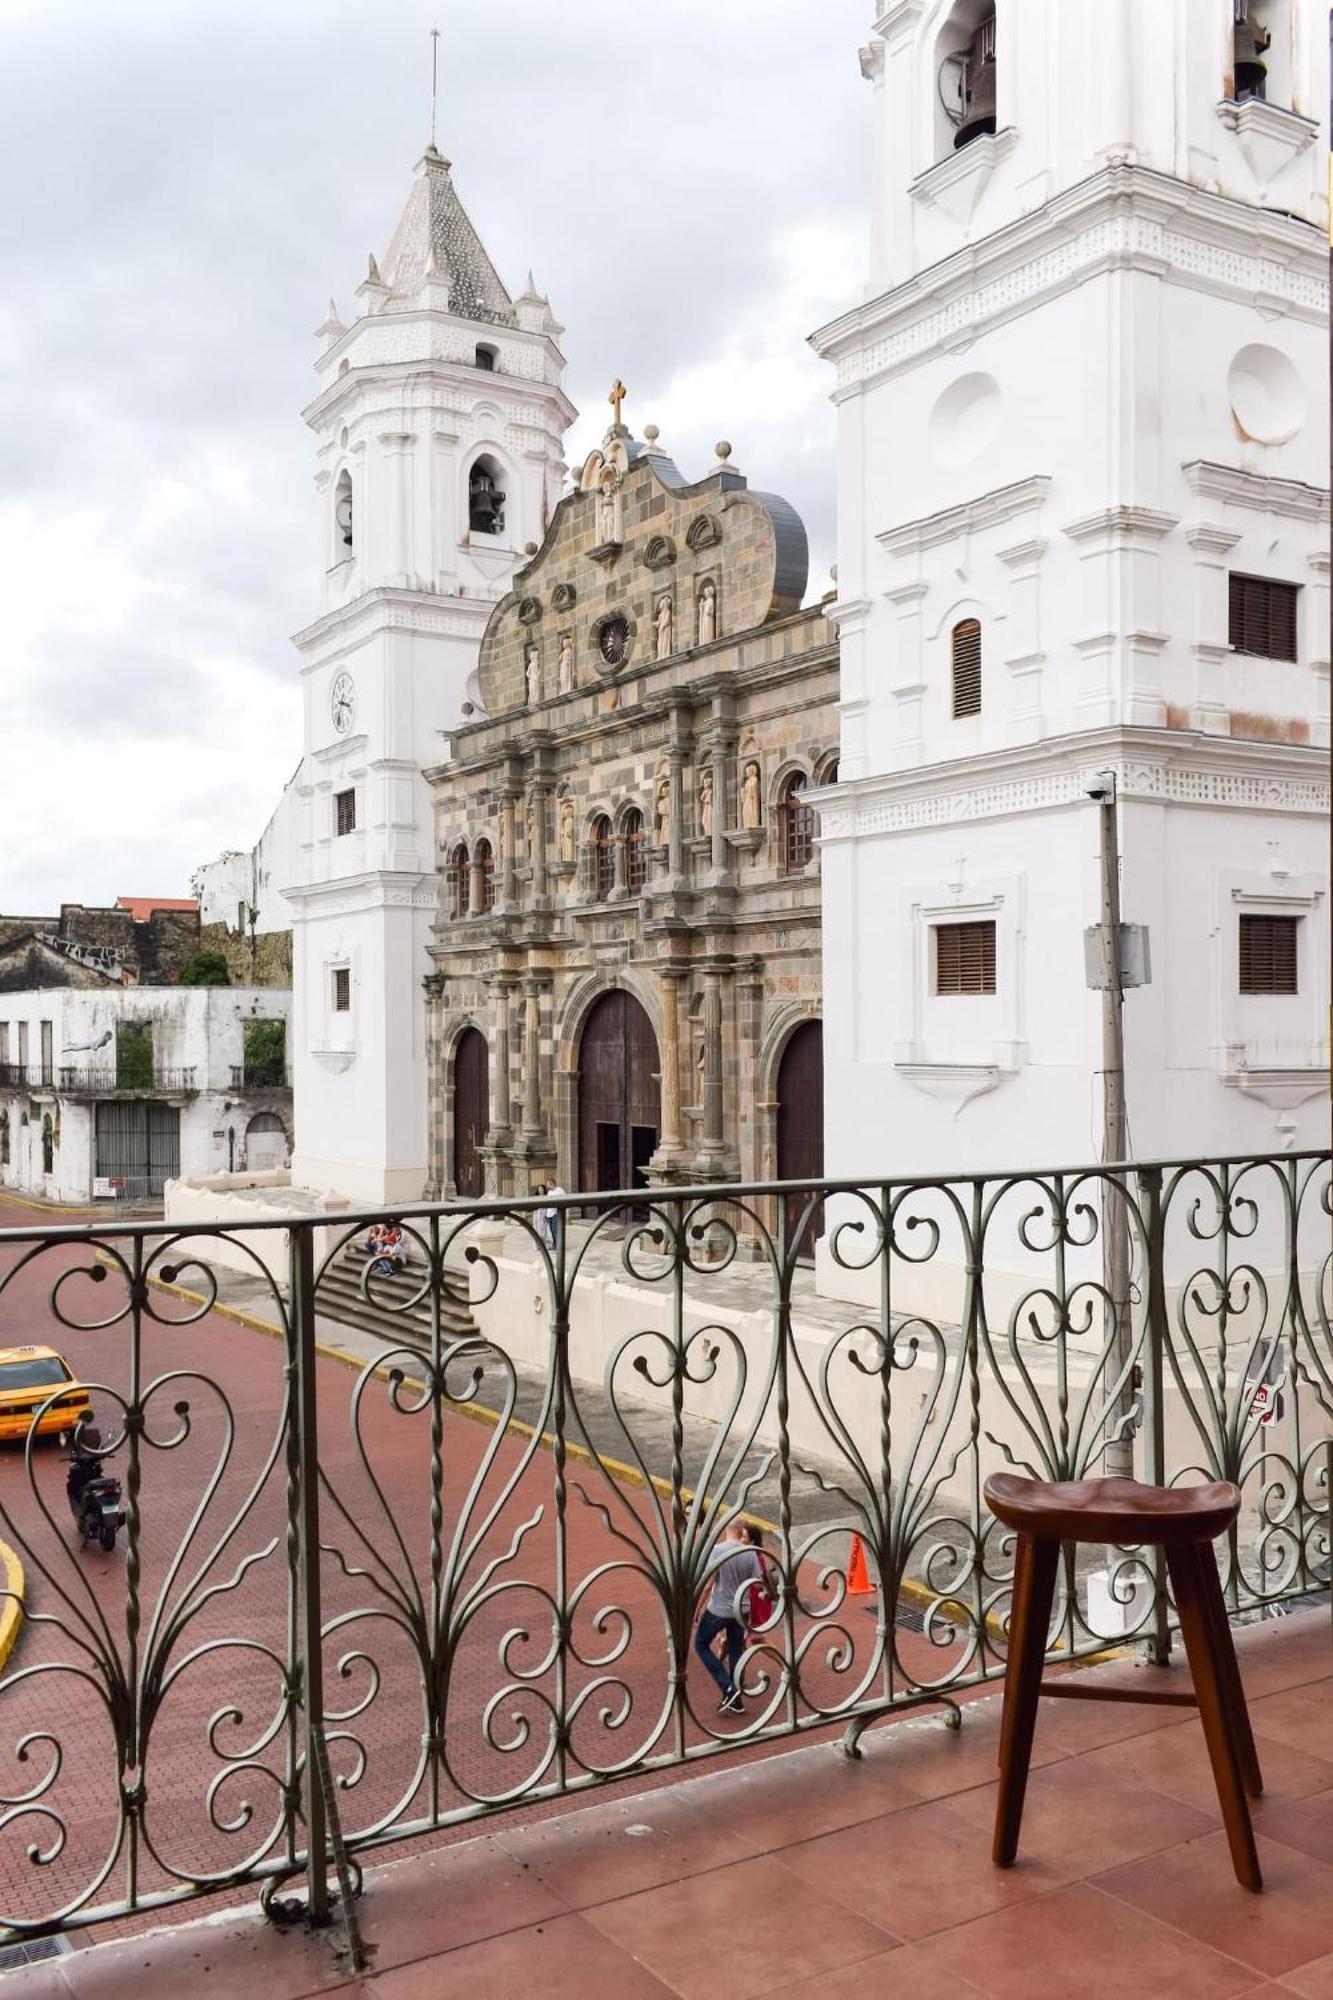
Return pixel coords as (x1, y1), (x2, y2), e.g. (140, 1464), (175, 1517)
(624, 809), (647, 893)
(935, 919), (996, 995)
(592, 816), (615, 901)
(780, 774), (814, 873)
(453, 844), (470, 919)
(476, 838), (495, 911)
(951, 619), (982, 717)
(1238, 913), (1298, 994)
(1228, 575), (1298, 661)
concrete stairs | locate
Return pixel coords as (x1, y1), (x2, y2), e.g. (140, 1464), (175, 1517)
(314, 1242), (478, 1353)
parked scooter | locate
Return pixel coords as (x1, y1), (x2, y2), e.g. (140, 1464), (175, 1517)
(60, 1427), (124, 1554)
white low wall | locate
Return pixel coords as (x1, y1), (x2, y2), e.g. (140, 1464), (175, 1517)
(162, 1171), (351, 1289)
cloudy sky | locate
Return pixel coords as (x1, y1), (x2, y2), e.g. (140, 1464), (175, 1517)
(0, 0), (869, 912)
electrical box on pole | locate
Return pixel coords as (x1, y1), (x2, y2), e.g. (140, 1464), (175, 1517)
(1083, 922), (1152, 992)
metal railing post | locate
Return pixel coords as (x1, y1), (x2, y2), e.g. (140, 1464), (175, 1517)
(290, 1222), (330, 1923)
(1136, 1166), (1171, 1665)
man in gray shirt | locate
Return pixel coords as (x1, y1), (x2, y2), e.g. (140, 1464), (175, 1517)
(694, 1518), (762, 1715)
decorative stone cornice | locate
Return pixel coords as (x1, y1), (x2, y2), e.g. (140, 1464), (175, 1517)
(294, 584), (494, 661)
(908, 127), (1020, 229)
(1182, 461), (1330, 523)
(877, 476), (1050, 556)
(1062, 506), (1178, 545)
(1214, 97), (1319, 190)
(812, 166), (1327, 394)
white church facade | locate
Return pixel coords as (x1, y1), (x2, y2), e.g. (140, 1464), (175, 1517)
(810, 0), (1329, 1266)
(284, 145), (575, 1204)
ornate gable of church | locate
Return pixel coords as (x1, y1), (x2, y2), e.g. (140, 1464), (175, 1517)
(477, 415), (809, 716)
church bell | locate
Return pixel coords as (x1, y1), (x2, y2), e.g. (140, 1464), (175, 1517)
(469, 468), (505, 536)
(954, 14), (997, 149)
(1233, 2), (1270, 102)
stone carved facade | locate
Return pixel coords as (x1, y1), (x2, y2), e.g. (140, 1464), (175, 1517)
(423, 422), (836, 1207)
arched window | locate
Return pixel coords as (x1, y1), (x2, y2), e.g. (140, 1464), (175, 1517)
(468, 456), (506, 536)
(951, 618), (982, 717)
(591, 815), (615, 901)
(623, 809), (647, 893)
(475, 343), (497, 372)
(936, 6), (997, 156)
(452, 843), (470, 918)
(475, 836), (496, 911)
(333, 469), (354, 559)
(780, 773), (814, 874)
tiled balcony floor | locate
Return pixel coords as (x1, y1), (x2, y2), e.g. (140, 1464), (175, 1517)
(10, 1607), (1332, 1999)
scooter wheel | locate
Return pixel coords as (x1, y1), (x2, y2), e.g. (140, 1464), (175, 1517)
(100, 1527), (116, 1553)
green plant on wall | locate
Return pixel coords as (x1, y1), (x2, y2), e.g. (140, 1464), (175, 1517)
(115, 1022), (154, 1090)
(242, 1018), (287, 1087)
(180, 950), (231, 987)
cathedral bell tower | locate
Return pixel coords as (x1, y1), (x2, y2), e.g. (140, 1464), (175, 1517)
(287, 144), (576, 1204)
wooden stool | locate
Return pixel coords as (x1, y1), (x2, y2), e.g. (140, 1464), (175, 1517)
(985, 1472), (1263, 1891)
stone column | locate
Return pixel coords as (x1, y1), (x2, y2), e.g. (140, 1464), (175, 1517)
(710, 746), (729, 874)
(499, 796), (518, 906)
(611, 820), (629, 899)
(521, 979), (543, 1136)
(701, 971), (724, 1155)
(491, 977), (514, 1140)
(668, 753), (686, 880)
(529, 788), (548, 906)
(658, 970), (684, 1156)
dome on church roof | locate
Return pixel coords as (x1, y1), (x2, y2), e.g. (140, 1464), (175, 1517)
(378, 146), (518, 328)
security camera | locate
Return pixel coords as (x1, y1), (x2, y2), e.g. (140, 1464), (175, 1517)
(1085, 770), (1116, 803)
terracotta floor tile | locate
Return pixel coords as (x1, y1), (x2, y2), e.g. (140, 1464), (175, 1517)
(1033, 1660), (1211, 1754)
(363, 1911), (677, 1997)
(777, 1794), (1069, 1939)
(675, 1736), (927, 1853)
(924, 1880), (1257, 2000)
(849, 1697), (1066, 1802)
(1280, 1948), (1333, 1998)
(582, 1851), (898, 1999)
(1246, 1685), (1333, 1759)
(1080, 1714), (1333, 1817)
(1258, 1788), (1333, 1868)
(766, 1936), (989, 1997)
(944, 1745), (1218, 1874)
(354, 1833), (567, 1973)
(0, 1962), (74, 1999)
(59, 1916), (354, 1999)
(1095, 1829), (1333, 1977)
(495, 1782), (760, 1907)
(1223, 1621), (1333, 1697)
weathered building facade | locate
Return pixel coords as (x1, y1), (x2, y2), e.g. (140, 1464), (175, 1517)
(423, 418), (836, 1231)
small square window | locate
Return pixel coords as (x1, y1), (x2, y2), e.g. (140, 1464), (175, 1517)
(1228, 575), (1298, 662)
(335, 789), (356, 837)
(1238, 914), (1298, 994)
(934, 920), (996, 995)
(332, 967), (351, 1013)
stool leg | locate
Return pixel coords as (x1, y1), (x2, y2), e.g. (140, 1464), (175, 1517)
(1198, 1545), (1263, 1799)
(1165, 1543), (1262, 1892)
(993, 1533), (1058, 1868)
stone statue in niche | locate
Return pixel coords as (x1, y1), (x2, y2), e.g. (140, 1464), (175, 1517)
(596, 474), (619, 546)
(559, 797), (575, 865)
(525, 644), (541, 707)
(741, 760), (762, 829)
(697, 579), (717, 645)
(525, 796), (535, 855)
(654, 775), (671, 843)
(654, 592), (673, 660)
(558, 631), (574, 693)
(698, 769), (714, 838)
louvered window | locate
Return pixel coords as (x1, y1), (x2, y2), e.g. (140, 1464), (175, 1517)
(1229, 575), (1298, 661)
(1238, 914), (1298, 994)
(623, 809), (647, 893)
(934, 920), (996, 995)
(951, 619), (982, 717)
(335, 788), (356, 836)
(592, 815), (615, 901)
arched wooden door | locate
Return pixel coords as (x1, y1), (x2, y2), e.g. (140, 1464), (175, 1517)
(578, 991), (660, 1194)
(776, 1021), (824, 1261)
(453, 1028), (490, 1199)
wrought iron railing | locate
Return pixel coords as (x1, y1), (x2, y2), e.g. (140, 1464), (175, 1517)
(0, 1150), (1326, 1940)
(55, 1067), (198, 1094)
(228, 1064), (291, 1090)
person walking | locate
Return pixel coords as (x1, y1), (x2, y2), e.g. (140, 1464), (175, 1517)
(694, 1517), (762, 1715)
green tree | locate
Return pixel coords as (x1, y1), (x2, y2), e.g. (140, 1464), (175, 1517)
(180, 950), (231, 988)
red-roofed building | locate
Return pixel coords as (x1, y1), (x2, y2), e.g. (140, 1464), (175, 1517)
(115, 896), (199, 924)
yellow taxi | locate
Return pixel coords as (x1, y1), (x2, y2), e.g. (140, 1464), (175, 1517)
(0, 1346), (92, 1443)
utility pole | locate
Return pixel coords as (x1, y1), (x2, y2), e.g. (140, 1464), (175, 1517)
(1093, 771), (1134, 1481)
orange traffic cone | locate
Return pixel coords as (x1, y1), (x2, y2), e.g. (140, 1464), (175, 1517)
(846, 1531), (873, 1596)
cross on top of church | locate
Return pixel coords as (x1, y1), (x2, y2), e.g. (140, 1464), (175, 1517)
(608, 378), (627, 427)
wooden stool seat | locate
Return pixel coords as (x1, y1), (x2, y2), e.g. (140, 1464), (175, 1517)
(986, 1472), (1241, 1547)
(983, 1471), (1264, 1892)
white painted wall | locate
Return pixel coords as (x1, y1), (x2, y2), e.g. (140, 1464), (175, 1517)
(812, 0), (1329, 1305)
(195, 772), (303, 935)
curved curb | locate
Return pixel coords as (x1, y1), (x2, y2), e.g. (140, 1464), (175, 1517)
(0, 1538), (26, 1673)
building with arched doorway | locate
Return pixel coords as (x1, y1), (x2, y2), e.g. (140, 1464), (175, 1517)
(423, 409), (836, 1245)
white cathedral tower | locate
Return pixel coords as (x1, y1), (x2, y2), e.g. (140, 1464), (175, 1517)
(287, 145), (575, 1203)
(811, 0), (1329, 1244)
